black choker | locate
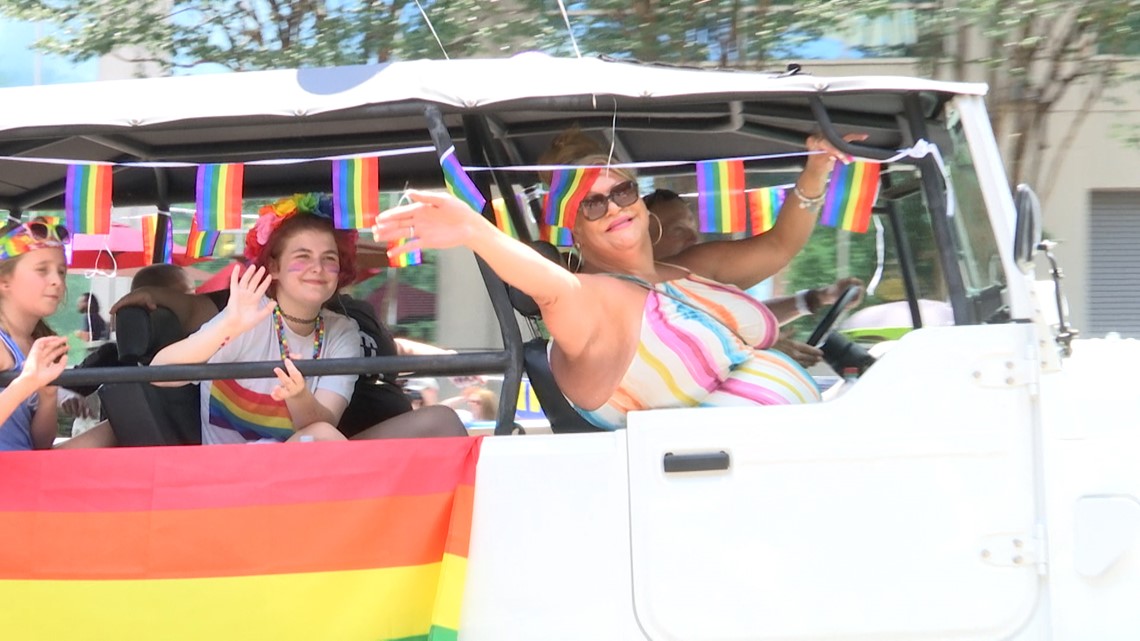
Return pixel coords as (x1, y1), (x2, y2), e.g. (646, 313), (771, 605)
(276, 305), (319, 325)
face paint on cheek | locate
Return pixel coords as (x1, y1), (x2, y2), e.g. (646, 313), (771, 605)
(286, 260), (309, 273)
(326, 263), (341, 275)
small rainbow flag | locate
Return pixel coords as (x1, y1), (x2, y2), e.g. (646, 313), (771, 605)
(186, 216), (220, 259)
(544, 167), (600, 228)
(820, 161), (881, 233)
(332, 156), (380, 229)
(0, 437), (481, 641)
(390, 236), (422, 268)
(195, 163), (244, 231)
(746, 187), (786, 236)
(64, 164), (112, 235)
(696, 159), (747, 233)
(140, 214), (157, 265)
(440, 146), (487, 214)
(140, 214), (173, 265)
(490, 198), (519, 238)
(539, 223), (574, 247)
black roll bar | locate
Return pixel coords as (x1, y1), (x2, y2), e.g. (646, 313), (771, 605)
(0, 352), (511, 388)
(900, 94), (971, 325)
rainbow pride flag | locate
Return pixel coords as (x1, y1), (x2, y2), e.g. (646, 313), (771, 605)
(490, 198), (519, 238)
(391, 236), (422, 268)
(332, 156), (380, 229)
(195, 163), (245, 231)
(544, 167), (600, 228)
(440, 147), (487, 214)
(0, 437), (480, 641)
(696, 159), (747, 233)
(747, 187), (786, 235)
(186, 216), (220, 259)
(64, 164), (112, 235)
(539, 223), (574, 247)
(141, 214), (173, 265)
(820, 161), (881, 233)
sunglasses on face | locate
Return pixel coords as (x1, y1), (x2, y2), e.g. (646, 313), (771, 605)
(578, 180), (640, 221)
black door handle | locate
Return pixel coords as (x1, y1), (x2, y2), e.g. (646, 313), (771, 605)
(663, 451), (730, 473)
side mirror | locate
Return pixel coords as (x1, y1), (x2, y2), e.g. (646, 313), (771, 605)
(1013, 184), (1042, 272)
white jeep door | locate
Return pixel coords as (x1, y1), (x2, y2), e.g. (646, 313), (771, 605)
(626, 324), (1041, 641)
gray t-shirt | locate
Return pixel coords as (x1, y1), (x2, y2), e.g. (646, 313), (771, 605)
(197, 298), (361, 444)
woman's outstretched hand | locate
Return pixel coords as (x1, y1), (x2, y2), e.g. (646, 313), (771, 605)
(223, 265), (274, 335)
(372, 190), (486, 260)
(802, 133), (871, 182)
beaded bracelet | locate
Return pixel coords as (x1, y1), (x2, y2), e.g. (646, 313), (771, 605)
(793, 183), (826, 214)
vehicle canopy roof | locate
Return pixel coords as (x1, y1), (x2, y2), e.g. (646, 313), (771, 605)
(0, 54), (986, 211)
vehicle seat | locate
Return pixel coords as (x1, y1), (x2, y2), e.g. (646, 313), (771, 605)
(507, 241), (602, 434)
(98, 305), (202, 446)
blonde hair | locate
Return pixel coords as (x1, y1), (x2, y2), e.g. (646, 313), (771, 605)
(466, 388), (498, 422)
(537, 128), (606, 185)
(569, 153), (638, 184)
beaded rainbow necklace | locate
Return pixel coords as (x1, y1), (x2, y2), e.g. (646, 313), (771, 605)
(272, 304), (325, 360)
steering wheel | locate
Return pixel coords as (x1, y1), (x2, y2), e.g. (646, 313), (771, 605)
(806, 285), (863, 348)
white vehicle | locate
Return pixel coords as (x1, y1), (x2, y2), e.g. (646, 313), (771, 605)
(0, 55), (1136, 640)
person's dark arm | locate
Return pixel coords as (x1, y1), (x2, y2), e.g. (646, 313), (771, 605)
(110, 287), (223, 335)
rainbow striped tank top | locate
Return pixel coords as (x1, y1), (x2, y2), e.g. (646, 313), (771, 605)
(573, 272), (821, 430)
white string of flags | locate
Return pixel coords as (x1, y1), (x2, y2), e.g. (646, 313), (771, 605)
(9, 139), (950, 265)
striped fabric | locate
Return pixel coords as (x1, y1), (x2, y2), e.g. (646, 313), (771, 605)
(574, 272), (821, 430)
(208, 378), (294, 442)
(65, 164), (113, 235)
(0, 437), (481, 641)
(194, 163), (244, 231)
(696, 159), (747, 233)
(331, 156), (380, 229)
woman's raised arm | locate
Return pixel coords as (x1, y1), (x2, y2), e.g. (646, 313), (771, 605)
(374, 191), (602, 356)
(673, 133), (867, 290)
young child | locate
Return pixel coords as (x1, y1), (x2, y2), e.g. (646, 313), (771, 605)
(0, 217), (71, 451)
(152, 195), (363, 444)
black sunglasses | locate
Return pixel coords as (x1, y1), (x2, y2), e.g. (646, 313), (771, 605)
(578, 180), (640, 221)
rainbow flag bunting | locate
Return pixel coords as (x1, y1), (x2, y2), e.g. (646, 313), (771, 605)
(746, 187), (786, 236)
(820, 161), (881, 233)
(391, 237), (422, 268)
(490, 198), (519, 238)
(332, 156), (380, 229)
(440, 147), (487, 214)
(186, 216), (220, 259)
(696, 159), (747, 234)
(64, 164), (112, 235)
(544, 167), (600, 228)
(140, 214), (157, 266)
(195, 163), (245, 231)
(140, 214), (172, 265)
(539, 223), (574, 247)
(0, 437), (481, 641)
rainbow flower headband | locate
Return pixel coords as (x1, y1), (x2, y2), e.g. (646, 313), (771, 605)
(245, 193), (333, 261)
(0, 217), (70, 261)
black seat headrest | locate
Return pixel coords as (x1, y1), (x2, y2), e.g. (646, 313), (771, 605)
(508, 241), (565, 318)
(115, 305), (186, 365)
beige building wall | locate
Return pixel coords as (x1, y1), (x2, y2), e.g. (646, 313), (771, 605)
(810, 57), (1140, 335)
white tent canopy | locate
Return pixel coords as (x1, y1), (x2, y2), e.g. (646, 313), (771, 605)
(0, 54), (983, 210)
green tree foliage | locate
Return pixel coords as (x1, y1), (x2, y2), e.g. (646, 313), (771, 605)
(0, 0), (526, 71)
(824, 0), (1140, 195)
